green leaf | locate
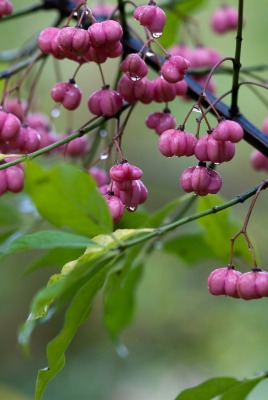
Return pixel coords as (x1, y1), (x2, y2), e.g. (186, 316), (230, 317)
(220, 374), (267, 399)
(175, 376), (240, 400)
(0, 199), (21, 226)
(26, 248), (83, 273)
(103, 245), (144, 340)
(159, 0), (207, 48)
(141, 194), (194, 229)
(197, 195), (253, 264)
(0, 230), (97, 256)
(25, 162), (112, 237)
(35, 259), (112, 400)
(163, 231), (219, 264)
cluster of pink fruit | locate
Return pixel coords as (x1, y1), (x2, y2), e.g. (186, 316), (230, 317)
(208, 266), (268, 300)
(157, 119), (244, 196)
(210, 6), (239, 35)
(88, 162), (148, 224)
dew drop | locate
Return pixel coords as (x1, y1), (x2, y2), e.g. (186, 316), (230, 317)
(100, 151), (109, 160)
(51, 108), (60, 118)
(115, 343), (129, 358)
(146, 51), (154, 57)
(130, 75), (141, 82)
(73, 11), (78, 16)
(99, 129), (107, 137)
(192, 106), (201, 113)
(126, 206), (137, 212)
(153, 240), (163, 250)
(152, 32), (162, 39)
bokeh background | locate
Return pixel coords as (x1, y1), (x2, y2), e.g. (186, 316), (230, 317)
(1, 0), (268, 399)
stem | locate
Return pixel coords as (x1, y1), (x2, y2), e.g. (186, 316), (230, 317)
(122, 180), (268, 250)
(0, 4), (43, 22)
(230, 0), (244, 115)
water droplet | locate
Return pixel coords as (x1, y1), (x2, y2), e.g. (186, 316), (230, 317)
(126, 206), (137, 212)
(152, 32), (162, 39)
(99, 129), (107, 137)
(73, 11), (78, 16)
(153, 240), (163, 250)
(192, 106), (201, 113)
(146, 51), (154, 57)
(115, 343), (129, 358)
(130, 75), (141, 82)
(51, 108), (60, 118)
(100, 151), (109, 160)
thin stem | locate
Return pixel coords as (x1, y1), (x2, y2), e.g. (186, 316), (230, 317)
(0, 4), (43, 22)
(230, 0), (244, 115)
(122, 180), (268, 250)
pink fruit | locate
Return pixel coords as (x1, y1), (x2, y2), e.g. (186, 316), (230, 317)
(88, 88), (123, 117)
(146, 111), (176, 135)
(0, 110), (21, 141)
(0, 0), (13, 17)
(158, 129), (197, 157)
(6, 166), (24, 193)
(208, 266), (242, 298)
(194, 134), (235, 163)
(237, 270), (268, 300)
(250, 150), (268, 172)
(161, 55), (190, 83)
(117, 75), (154, 104)
(210, 6), (239, 35)
(120, 53), (148, 81)
(88, 20), (123, 48)
(88, 167), (109, 187)
(133, 5), (166, 37)
(38, 27), (61, 54)
(110, 162), (143, 191)
(57, 26), (90, 56)
(51, 81), (82, 111)
(104, 194), (124, 223)
(211, 120), (244, 143)
(180, 164), (222, 196)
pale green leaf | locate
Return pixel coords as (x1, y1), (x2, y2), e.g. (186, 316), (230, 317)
(220, 374), (267, 399)
(25, 162), (112, 237)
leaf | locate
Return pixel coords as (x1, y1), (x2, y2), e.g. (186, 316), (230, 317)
(35, 259), (112, 400)
(141, 194), (194, 229)
(103, 245), (144, 340)
(163, 231), (219, 264)
(0, 199), (21, 226)
(159, 0), (207, 48)
(175, 376), (240, 400)
(25, 162), (112, 237)
(220, 374), (267, 400)
(197, 195), (253, 264)
(0, 230), (97, 257)
(26, 248), (83, 273)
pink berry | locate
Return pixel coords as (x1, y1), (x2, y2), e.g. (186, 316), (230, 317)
(194, 134), (235, 163)
(211, 120), (244, 143)
(0, 0), (13, 17)
(117, 75), (154, 104)
(161, 55), (190, 83)
(4, 98), (27, 122)
(113, 179), (148, 210)
(88, 20), (123, 48)
(180, 164), (222, 196)
(250, 150), (268, 172)
(237, 270), (268, 300)
(158, 129), (197, 157)
(133, 5), (166, 37)
(6, 165), (24, 193)
(110, 162), (143, 191)
(210, 6), (240, 35)
(91, 3), (115, 17)
(262, 118), (268, 135)
(57, 26), (90, 56)
(51, 80), (82, 111)
(20, 126), (41, 153)
(38, 27), (61, 54)
(64, 135), (89, 156)
(120, 53), (148, 81)
(104, 194), (124, 223)
(146, 111), (176, 135)
(207, 266), (242, 298)
(0, 110), (21, 141)
(88, 167), (109, 187)
(88, 88), (123, 117)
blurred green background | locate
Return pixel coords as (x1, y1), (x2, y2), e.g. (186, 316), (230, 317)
(1, 0), (268, 399)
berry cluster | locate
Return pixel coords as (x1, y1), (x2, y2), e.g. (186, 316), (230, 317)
(156, 119), (244, 196)
(208, 266), (268, 300)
